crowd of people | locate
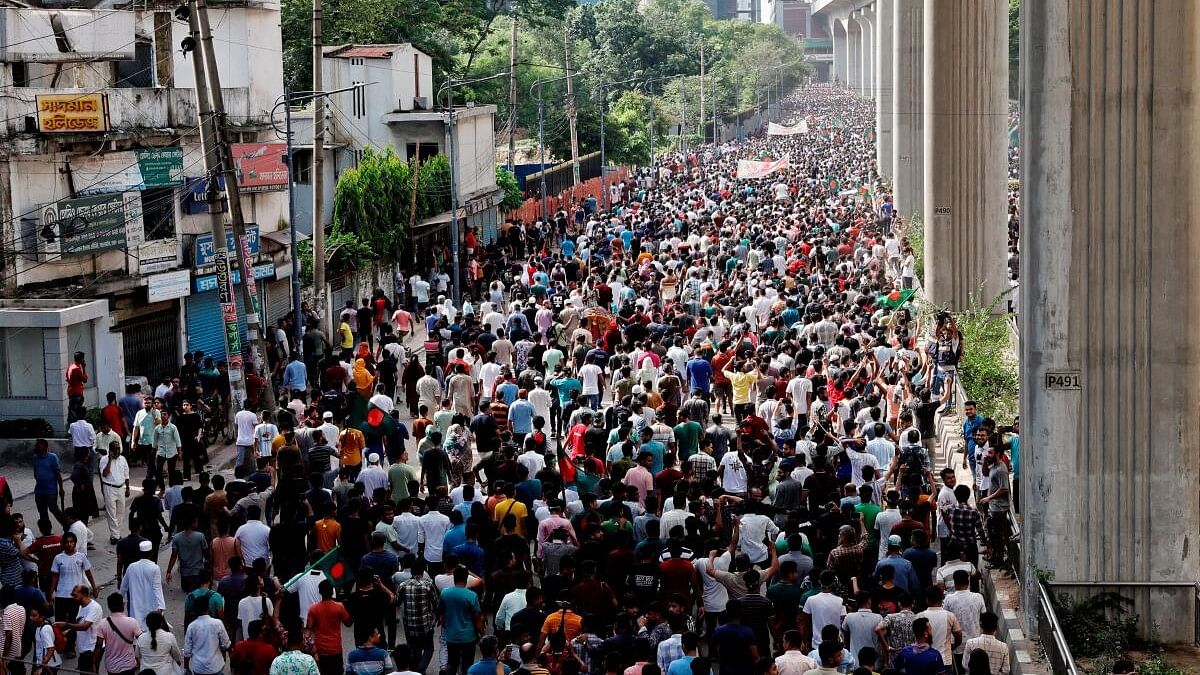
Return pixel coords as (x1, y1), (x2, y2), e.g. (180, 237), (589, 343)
(0, 84), (1020, 675)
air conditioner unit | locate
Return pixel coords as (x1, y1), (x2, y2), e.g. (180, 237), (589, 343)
(412, 96), (429, 110)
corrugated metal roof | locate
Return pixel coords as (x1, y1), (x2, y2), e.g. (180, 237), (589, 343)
(324, 44), (406, 59)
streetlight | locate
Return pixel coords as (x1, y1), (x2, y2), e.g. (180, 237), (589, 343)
(438, 71), (508, 307)
(529, 73), (572, 225)
(271, 83), (372, 352)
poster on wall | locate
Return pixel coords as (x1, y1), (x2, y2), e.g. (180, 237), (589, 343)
(70, 151), (144, 195)
(38, 191), (144, 256)
(136, 148), (185, 188)
(230, 143), (289, 192)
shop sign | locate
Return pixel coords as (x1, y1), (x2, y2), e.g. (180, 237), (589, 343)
(39, 191), (143, 256)
(194, 225), (260, 267)
(138, 239), (179, 274)
(231, 143), (289, 192)
(71, 151), (144, 195)
(147, 269), (191, 302)
(136, 148), (185, 188)
(36, 93), (110, 133)
(193, 262), (275, 293)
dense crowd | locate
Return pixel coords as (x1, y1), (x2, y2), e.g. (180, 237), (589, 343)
(0, 84), (1019, 675)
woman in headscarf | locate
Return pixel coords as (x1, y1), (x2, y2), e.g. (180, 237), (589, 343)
(443, 420), (474, 486)
(347, 358), (375, 428)
(401, 357), (424, 417)
(354, 342), (377, 371)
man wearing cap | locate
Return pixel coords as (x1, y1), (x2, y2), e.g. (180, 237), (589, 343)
(357, 453), (389, 496)
(875, 535), (921, 598)
(120, 539), (165, 630)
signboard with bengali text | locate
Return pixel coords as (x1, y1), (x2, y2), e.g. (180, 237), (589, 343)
(36, 93), (110, 133)
(231, 143), (289, 192)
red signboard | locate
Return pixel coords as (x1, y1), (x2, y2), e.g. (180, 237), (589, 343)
(231, 143), (289, 192)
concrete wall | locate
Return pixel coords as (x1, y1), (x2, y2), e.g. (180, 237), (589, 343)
(1020, 0), (1200, 643)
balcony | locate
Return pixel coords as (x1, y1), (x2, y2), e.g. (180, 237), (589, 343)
(0, 87), (257, 138)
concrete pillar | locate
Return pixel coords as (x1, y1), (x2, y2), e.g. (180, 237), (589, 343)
(856, 9), (875, 98)
(892, 0), (923, 216)
(1020, 0), (1200, 643)
(875, 0), (894, 178)
(921, 0), (1007, 310)
(847, 19), (862, 92)
(832, 19), (849, 86)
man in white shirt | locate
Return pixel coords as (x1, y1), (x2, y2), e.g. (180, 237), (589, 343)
(517, 446), (546, 478)
(99, 440), (130, 543)
(579, 361), (604, 409)
(393, 500), (423, 555)
(775, 630), (818, 675)
(917, 586), (963, 668)
(234, 506), (271, 567)
(718, 450), (749, 496)
(801, 571), (846, 649)
(252, 414), (278, 461)
(56, 584), (104, 671)
(736, 505), (780, 566)
(288, 558), (330, 623)
(69, 417), (96, 454)
(417, 496), (452, 573)
(943, 570), (986, 670)
(121, 540), (165, 630)
(874, 492), (903, 558)
(234, 402), (259, 471)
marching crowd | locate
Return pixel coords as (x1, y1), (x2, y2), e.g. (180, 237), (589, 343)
(0, 84), (1019, 675)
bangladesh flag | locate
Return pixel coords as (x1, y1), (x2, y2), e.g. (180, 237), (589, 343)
(877, 289), (916, 309)
(829, 178), (839, 191)
(283, 546), (352, 591)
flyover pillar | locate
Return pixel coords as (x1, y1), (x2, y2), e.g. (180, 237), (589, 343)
(1020, 0), (1200, 642)
(832, 19), (849, 86)
(921, 0), (1007, 310)
(874, 0), (894, 178)
(847, 19), (862, 92)
(856, 8), (875, 98)
(892, 0), (922, 217)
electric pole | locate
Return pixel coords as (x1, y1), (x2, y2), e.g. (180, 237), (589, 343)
(598, 80), (607, 211)
(711, 74), (717, 144)
(182, 0), (248, 413)
(507, 7), (518, 173)
(195, 0), (276, 412)
(536, 77), (547, 224)
(442, 77), (463, 307)
(564, 25), (580, 188)
(735, 73), (742, 141)
(311, 0), (327, 334)
(698, 43), (705, 143)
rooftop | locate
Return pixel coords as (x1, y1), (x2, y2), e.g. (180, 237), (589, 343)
(323, 44), (415, 60)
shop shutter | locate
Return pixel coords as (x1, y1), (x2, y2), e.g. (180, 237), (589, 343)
(185, 292), (250, 364)
(266, 279), (295, 328)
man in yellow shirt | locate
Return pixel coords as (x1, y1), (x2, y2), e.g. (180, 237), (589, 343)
(339, 426), (366, 479)
(337, 316), (355, 359)
(491, 483), (530, 538)
(723, 360), (759, 422)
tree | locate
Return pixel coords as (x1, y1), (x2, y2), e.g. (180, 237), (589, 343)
(606, 91), (668, 165)
(331, 147), (412, 260)
(415, 155), (452, 220)
(496, 167), (523, 211)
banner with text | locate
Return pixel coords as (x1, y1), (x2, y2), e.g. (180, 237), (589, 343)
(767, 120), (809, 136)
(736, 154), (791, 180)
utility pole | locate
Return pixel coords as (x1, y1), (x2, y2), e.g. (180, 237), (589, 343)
(507, 8), (518, 173)
(311, 0), (327, 334)
(598, 80), (607, 211)
(711, 74), (717, 144)
(564, 25), (580, 187)
(196, 0), (276, 412)
(536, 77), (547, 224)
(679, 93), (685, 153)
(735, 73), (742, 141)
(648, 100), (655, 160)
(182, 0), (248, 413)
(442, 77), (463, 307)
(698, 43), (705, 143)
(283, 93), (303, 362)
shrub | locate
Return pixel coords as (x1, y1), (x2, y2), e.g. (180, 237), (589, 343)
(0, 418), (55, 439)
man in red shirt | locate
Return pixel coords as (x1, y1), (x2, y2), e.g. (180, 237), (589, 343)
(230, 619), (278, 675)
(66, 351), (88, 418)
(101, 392), (126, 440)
(306, 580), (351, 675)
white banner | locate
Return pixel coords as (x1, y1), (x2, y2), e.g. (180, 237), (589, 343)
(767, 120), (809, 136)
(737, 153), (791, 180)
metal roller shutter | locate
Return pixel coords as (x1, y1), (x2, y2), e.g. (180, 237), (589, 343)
(266, 279), (294, 328)
(185, 290), (262, 364)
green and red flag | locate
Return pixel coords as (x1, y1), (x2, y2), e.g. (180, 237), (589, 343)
(283, 545), (352, 591)
(828, 177), (839, 191)
(876, 289), (915, 310)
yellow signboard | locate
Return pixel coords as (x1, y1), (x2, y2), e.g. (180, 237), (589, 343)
(35, 93), (110, 133)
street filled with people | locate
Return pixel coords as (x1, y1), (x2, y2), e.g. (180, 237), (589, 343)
(0, 84), (1017, 675)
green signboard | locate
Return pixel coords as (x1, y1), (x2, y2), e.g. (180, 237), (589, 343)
(136, 147), (184, 188)
(39, 192), (141, 256)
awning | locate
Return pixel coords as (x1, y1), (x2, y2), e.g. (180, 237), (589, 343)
(260, 229), (309, 252)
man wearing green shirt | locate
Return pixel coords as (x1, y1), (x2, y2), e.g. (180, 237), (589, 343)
(672, 410), (703, 461)
(153, 411), (182, 490)
(855, 484), (882, 556)
(388, 449), (418, 503)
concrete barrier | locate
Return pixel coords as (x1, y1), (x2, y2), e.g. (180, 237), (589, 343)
(0, 437), (74, 467)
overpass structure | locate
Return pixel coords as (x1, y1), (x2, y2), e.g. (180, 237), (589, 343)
(814, 0), (1200, 645)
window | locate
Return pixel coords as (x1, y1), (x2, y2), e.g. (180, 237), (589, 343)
(352, 81), (366, 118)
(406, 143), (439, 164)
(11, 62), (29, 88)
(141, 187), (177, 240)
(0, 328), (47, 398)
(115, 39), (154, 88)
(291, 149), (313, 183)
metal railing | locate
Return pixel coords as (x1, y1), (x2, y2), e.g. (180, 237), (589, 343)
(1036, 578), (1083, 675)
(1042, 580), (1200, 646)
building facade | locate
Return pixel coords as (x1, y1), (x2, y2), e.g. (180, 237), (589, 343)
(0, 2), (292, 396)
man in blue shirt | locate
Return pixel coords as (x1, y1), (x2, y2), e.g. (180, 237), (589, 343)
(638, 427), (666, 474)
(686, 354), (713, 395)
(875, 535), (921, 597)
(894, 617), (948, 674)
(33, 439), (65, 527)
(282, 354), (307, 398)
(961, 401), (982, 475)
(346, 626), (393, 675)
(508, 391), (535, 440)
(441, 567), (483, 674)
(467, 636), (510, 675)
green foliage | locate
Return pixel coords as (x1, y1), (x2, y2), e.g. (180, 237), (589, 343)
(1052, 592), (1137, 660)
(416, 155), (452, 221)
(0, 418), (55, 439)
(905, 216), (925, 282)
(297, 231), (375, 286)
(606, 90), (668, 165)
(955, 293), (1019, 423)
(331, 147), (412, 260)
(1137, 653), (1189, 675)
(496, 167), (523, 211)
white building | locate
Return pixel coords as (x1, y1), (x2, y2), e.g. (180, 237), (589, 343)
(289, 43), (503, 284)
(0, 1), (294, 396)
